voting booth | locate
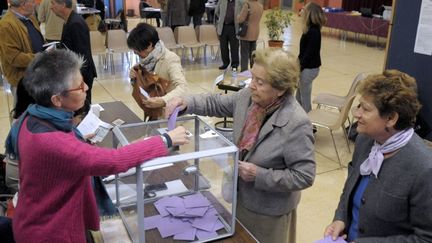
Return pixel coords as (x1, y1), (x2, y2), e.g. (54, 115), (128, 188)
(110, 115), (239, 242)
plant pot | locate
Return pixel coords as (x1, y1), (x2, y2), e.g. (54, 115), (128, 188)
(268, 40), (284, 48)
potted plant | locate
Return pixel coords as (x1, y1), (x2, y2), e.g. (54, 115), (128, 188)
(265, 8), (294, 48)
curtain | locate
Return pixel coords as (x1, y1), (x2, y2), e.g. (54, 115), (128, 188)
(342, 0), (392, 14)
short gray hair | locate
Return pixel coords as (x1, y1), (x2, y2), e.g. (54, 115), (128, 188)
(9, 0), (26, 7)
(53, 0), (73, 8)
(22, 49), (84, 107)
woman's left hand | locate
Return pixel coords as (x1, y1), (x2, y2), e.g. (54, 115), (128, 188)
(141, 97), (166, 108)
(238, 161), (257, 182)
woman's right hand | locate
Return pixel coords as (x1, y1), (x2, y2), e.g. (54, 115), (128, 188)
(165, 97), (187, 118)
(129, 64), (139, 80)
(166, 126), (190, 146)
(324, 220), (347, 241)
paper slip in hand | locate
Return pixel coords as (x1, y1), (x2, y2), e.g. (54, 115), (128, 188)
(77, 111), (113, 137)
(167, 107), (180, 131)
(139, 86), (150, 98)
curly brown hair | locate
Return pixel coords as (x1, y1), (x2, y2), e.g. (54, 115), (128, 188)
(358, 70), (421, 130)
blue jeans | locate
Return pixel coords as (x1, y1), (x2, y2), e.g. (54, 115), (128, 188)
(296, 68), (320, 113)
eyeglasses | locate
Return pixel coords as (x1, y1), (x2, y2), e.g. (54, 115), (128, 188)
(64, 81), (86, 93)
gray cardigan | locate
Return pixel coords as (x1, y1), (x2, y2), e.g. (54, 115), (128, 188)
(184, 88), (316, 216)
(334, 133), (432, 243)
(215, 0), (244, 35)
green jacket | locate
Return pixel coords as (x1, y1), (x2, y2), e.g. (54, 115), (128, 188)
(0, 10), (42, 86)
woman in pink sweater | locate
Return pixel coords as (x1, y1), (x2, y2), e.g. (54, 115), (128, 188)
(5, 49), (190, 243)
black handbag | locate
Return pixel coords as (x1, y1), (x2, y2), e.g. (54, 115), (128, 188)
(237, 3), (249, 37)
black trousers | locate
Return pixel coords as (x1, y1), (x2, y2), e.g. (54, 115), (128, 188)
(219, 24), (239, 68)
(240, 40), (257, 72)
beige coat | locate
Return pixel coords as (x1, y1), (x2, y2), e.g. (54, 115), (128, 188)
(153, 48), (189, 103)
(38, 0), (66, 40)
(237, 0), (263, 41)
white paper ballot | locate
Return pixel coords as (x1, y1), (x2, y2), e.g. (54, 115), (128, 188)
(77, 111), (113, 140)
(139, 86), (150, 98)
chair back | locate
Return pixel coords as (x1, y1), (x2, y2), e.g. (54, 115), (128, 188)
(346, 73), (366, 98)
(174, 26), (199, 46)
(106, 29), (129, 52)
(196, 25), (219, 45)
(332, 95), (357, 130)
(89, 31), (107, 55)
(127, 18), (141, 32)
(156, 27), (179, 49)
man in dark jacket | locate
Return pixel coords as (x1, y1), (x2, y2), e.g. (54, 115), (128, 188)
(188, 0), (206, 27)
(51, 0), (97, 103)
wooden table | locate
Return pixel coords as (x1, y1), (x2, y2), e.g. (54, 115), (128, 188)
(97, 101), (258, 243)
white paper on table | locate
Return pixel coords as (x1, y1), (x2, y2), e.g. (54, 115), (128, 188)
(212, 73), (225, 91)
(102, 163), (174, 182)
(77, 111), (113, 137)
(105, 179), (188, 204)
(139, 86), (150, 98)
(90, 104), (104, 117)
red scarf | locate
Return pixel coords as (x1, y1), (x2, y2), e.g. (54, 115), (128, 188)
(238, 97), (285, 152)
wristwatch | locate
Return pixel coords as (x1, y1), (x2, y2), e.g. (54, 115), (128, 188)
(160, 135), (169, 148)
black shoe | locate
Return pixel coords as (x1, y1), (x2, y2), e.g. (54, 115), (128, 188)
(219, 65), (228, 70)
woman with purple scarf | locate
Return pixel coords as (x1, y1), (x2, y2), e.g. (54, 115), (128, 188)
(324, 70), (432, 242)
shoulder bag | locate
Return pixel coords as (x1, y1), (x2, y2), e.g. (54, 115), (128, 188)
(131, 65), (171, 120)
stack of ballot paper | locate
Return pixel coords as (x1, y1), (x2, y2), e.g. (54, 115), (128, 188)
(144, 192), (227, 241)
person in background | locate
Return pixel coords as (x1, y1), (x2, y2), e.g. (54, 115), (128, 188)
(0, 0), (44, 104)
(215, 0), (244, 70)
(166, 48), (315, 243)
(188, 0), (206, 28)
(295, 2), (326, 113)
(324, 70), (432, 242)
(157, 0), (168, 26)
(6, 49), (190, 242)
(166, 0), (188, 31)
(128, 23), (188, 120)
(0, 0), (8, 15)
(51, 0), (97, 103)
(236, 0), (262, 72)
(38, 0), (73, 41)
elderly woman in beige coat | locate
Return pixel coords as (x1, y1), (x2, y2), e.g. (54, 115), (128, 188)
(237, 0), (263, 71)
(166, 48), (315, 243)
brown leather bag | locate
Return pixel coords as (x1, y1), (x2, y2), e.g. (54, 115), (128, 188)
(131, 65), (170, 120)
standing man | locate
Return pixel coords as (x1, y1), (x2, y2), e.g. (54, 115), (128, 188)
(0, 0), (44, 102)
(215, 0), (244, 70)
(38, 0), (68, 42)
(51, 0), (97, 103)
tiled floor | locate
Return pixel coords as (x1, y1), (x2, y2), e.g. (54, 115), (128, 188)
(0, 13), (386, 242)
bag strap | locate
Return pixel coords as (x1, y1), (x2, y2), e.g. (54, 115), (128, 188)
(245, 3), (250, 22)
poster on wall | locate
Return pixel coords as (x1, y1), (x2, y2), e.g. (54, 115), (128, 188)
(414, 0), (432, 55)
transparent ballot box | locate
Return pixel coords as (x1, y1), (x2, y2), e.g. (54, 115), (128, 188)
(111, 115), (239, 243)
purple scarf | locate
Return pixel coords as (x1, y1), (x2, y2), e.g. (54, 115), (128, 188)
(360, 128), (414, 178)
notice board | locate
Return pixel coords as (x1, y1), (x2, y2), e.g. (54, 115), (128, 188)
(385, 0), (432, 140)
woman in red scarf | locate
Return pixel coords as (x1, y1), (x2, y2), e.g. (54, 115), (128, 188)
(166, 48), (316, 243)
